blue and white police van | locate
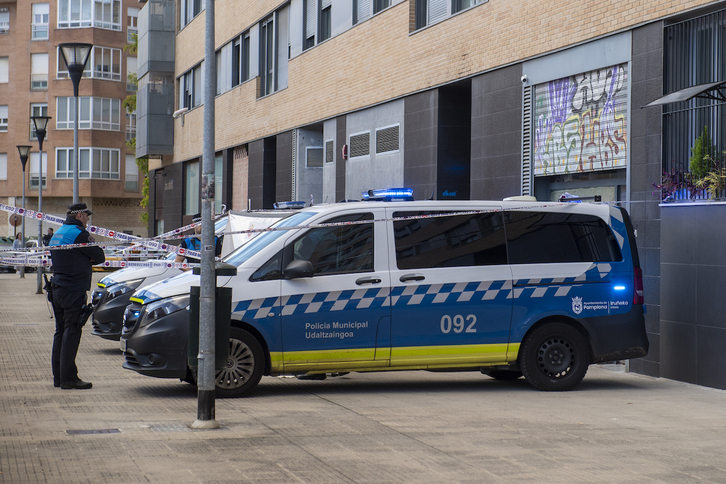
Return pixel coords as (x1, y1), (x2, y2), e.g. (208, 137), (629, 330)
(120, 189), (648, 396)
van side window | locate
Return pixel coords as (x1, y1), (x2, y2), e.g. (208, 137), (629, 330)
(393, 212), (507, 270)
(250, 250), (283, 281)
(289, 213), (374, 276)
(504, 211), (622, 264)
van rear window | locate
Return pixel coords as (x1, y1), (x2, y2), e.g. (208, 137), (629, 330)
(505, 211), (622, 264)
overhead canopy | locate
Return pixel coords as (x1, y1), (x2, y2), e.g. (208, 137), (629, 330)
(642, 81), (726, 108)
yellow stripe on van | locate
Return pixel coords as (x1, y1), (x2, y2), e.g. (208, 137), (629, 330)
(506, 343), (521, 361)
(129, 297), (145, 304)
(391, 343), (510, 366)
(97, 283), (106, 288)
(271, 343), (518, 374)
(285, 348), (377, 364)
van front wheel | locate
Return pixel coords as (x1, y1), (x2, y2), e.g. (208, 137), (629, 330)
(519, 323), (590, 391)
(215, 327), (264, 398)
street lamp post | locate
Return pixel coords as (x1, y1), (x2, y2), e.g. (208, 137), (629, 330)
(31, 115), (51, 294)
(16, 145), (32, 279)
(58, 43), (93, 204)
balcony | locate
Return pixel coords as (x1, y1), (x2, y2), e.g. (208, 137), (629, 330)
(125, 174), (139, 192)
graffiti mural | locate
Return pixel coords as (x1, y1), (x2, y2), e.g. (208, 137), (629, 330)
(534, 64), (628, 176)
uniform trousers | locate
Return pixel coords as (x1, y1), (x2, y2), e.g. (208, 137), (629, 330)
(51, 284), (87, 385)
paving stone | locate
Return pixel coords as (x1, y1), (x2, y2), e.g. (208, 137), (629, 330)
(2, 273), (726, 483)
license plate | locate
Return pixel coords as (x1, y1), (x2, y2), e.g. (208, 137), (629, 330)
(120, 338), (127, 352)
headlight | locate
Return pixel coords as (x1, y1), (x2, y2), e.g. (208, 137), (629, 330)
(139, 295), (190, 328)
(106, 278), (144, 301)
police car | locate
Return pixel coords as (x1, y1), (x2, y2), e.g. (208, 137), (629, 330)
(120, 189), (648, 395)
(92, 211), (286, 340)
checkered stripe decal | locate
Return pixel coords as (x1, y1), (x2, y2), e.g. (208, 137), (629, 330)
(231, 263), (612, 319)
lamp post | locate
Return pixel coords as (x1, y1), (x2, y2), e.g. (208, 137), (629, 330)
(58, 43), (92, 204)
(16, 145), (31, 279)
(31, 115), (51, 294)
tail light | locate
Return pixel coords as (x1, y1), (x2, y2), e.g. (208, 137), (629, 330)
(633, 267), (644, 305)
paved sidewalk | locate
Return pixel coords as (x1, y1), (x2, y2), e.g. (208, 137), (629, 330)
(2, 272), (726, 483)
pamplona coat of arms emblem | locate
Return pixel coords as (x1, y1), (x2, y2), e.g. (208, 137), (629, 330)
(572, 296), (583, 315)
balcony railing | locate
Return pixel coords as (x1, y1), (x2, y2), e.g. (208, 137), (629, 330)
(125, 174), (139, 191)
(29, 175), (47, 189)
(31, 74), (48, 90)
(32, 24), (48, 39)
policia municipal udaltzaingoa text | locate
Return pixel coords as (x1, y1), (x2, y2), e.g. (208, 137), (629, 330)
(47, 202), (105, 390)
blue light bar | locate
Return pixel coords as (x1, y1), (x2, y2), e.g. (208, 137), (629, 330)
(613, 285), (626, 291)
(273, 201), (306, 209)
(362, 188), (414, 202)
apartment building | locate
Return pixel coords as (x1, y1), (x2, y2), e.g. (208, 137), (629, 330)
(0, 0), (147, 239)
(139, 0), (726, 388)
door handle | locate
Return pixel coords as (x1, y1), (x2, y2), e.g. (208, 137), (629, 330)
(400, 274), (425, 282)
(356, 277), (382, 285)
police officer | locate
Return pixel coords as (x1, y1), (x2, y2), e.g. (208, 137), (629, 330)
(49, 202), (105, 389)
(174, 213), (222, 270)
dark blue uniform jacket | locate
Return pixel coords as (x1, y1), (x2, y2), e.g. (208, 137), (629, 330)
(49, 217), (106, 291)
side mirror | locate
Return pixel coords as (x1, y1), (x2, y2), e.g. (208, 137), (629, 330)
(283, 259), (314, 279)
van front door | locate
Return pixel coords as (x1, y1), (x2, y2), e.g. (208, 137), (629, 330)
(387, 207), (514, 368)
(280, 209), (391, 373)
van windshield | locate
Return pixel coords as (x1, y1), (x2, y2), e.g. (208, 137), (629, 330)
(224, 211), (317, 267)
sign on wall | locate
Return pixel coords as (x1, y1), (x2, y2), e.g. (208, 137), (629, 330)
(534, 63), (628, 176)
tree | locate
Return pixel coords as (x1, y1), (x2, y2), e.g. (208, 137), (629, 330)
(690, 125), (716, 181)
(124, 33), (149, 224)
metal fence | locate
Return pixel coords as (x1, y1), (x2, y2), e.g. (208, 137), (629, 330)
(662, 10), (726, 201)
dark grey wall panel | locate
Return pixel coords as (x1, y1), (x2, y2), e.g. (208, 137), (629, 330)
(628, 21), (664, 378)
(276, 131), (293, 204)
(263, 138), (277, 209)
(661, 204), (726, 389)
(404, 90), (438, 200)
(697, 265), (726, 329)
(248, 139), (265, 209)
(697, 326), (726, 390)
(470, 64), (522, 200)
(437, 81), (471, 200)
(660, 321), (697, 384)
(335, 116), (346, 202)
(660, 263), (696, 325)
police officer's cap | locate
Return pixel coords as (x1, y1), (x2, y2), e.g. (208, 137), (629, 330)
(67, 202), (93, 215)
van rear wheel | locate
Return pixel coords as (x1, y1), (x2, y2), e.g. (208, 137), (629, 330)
(519, 323), (590, 391)
(215, 327), (264, 398)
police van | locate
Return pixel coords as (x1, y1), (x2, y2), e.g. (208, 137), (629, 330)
(121, 190), (648, 396)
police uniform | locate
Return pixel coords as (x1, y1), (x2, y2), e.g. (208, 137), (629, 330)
(49, 203), (105, 389)
(177, 214), (223, 264)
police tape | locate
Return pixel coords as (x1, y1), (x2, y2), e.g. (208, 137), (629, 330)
(0, 203), (203, 260)
(4, 199), (626, 269)
(0, 251), (199, 270)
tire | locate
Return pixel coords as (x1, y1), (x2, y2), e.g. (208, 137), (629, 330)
(215, 327), (264, 398)
(485, 370), (523, 380)
(519, 323), (590, 391)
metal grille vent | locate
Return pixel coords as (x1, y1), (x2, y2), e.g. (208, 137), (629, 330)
(307, 147), (323, 167)
(325, 140), (334, 163)
(376, 125), (399, 153)
(521, 85), (532, 196)
(349, 132), (370, 158)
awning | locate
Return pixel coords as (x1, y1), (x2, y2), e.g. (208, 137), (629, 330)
(641, 81), (726, 108)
